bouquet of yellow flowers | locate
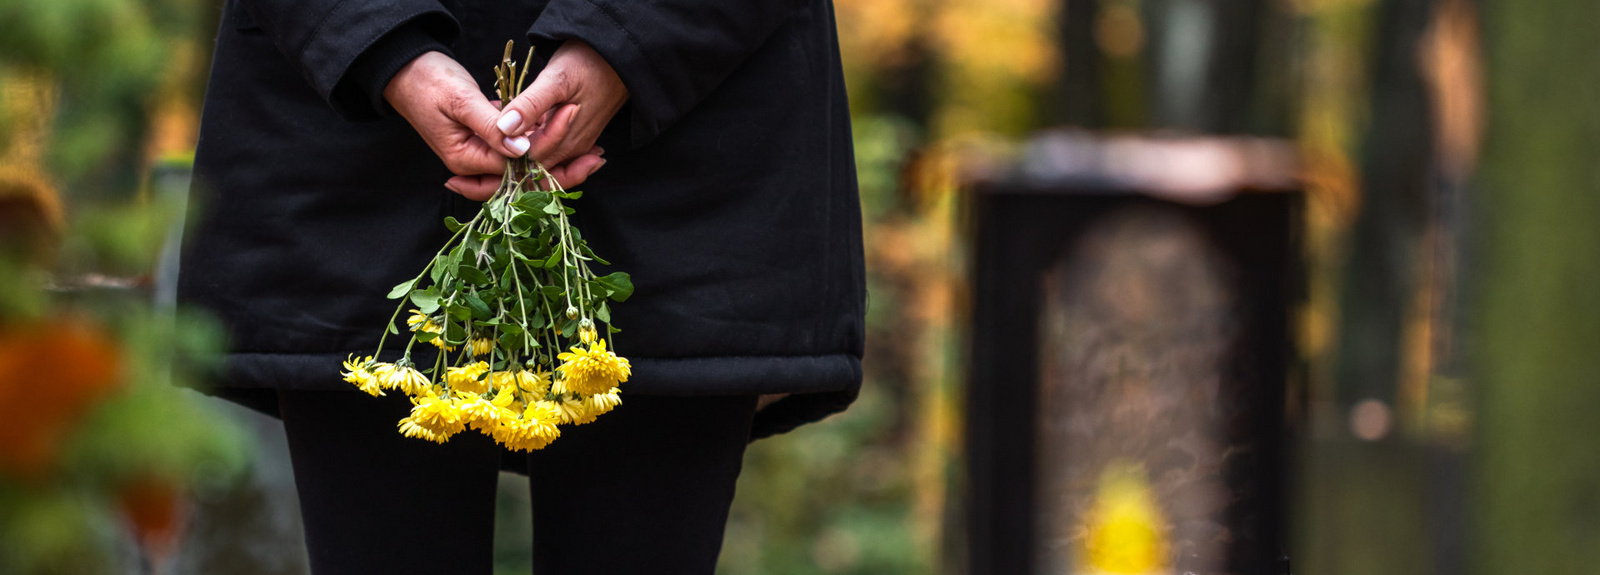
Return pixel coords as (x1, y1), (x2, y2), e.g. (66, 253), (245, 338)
(340, 43), (632, 451)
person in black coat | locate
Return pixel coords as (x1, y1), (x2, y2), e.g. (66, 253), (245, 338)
(179, 0), (865, 572)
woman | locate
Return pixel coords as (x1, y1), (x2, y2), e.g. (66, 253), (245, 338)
(179, 0), (865, 572)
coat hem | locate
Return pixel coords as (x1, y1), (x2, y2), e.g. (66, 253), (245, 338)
(217, 349), (861, 396)
(206, 350), (863, 441)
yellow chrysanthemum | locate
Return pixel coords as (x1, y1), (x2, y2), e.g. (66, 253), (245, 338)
(452, 391), (502, 433)
(398, 391), (465, 443)
(492, 401), (562, 451)
(446, 361), (491, 394)
(341, 355), (384, 396)
(407, 312), (456, 351)
(382, 364), (431, 396)
(426, 335), (456, 352)
(553, 395), (592, 425)
(583, 388), (622, 419)
(516, 370), (551, 396)
(488, 370), (519, 392)
(468, 337), (494, 357)
(490, 386), (518, 409)
(578, 324), (598, 344)
(555, 339), (631, 396)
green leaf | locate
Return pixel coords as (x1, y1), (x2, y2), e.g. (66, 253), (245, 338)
(387, 279), (417, 299)
(559, 317), (578, 338)
(415, 330), (439, 343)
(410, 288), (441, 314)
(539, 286), (564, 298)
(513, 190), (552, 210)
(596, 272), (634, 302)
(579, 244), (611, 265)
(464, 293), (493, 320)
(443, 216), (465, 233)
(447, 302), (472, 321)
(512, 238), (546, 259)
(457, 265), (492, 286)
(509, 213), (538, 235)
(542, 247), (563, 270)
(596, 302), (611, 323)
(445, 320), (467, 344)
(542, 198), (563, 215)
(558, 190), (583, 200)
(499, 331), (523, 351)
(497, 323), (524, 336)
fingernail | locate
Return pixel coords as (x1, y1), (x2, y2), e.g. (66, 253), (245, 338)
(589, 159), (607, 175)
(505, 136), (530, 155)
(496, 110), (522, 135)
(594, 146), (606, 156)
(444, 181), (460, 194)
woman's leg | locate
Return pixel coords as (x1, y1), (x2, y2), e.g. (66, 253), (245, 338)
(278, 389), (502, 575)
(528, 394), (758, 575)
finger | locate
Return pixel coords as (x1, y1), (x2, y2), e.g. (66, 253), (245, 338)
(496, 67), (578, 138)
(444, 175), (501, 201)
(444, 89), (529, 158)
(529, 104), (580, 166)
(548, 153), (606, 189)
(445, 136), (509, 177)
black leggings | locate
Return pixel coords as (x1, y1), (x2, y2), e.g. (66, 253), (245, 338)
(277, 389), (758, 575)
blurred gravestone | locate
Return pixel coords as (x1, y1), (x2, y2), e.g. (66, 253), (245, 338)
(967, 131), (1299, 574)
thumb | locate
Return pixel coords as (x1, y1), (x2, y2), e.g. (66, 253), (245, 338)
(444, 88), (529, 158)
(495, 68), (576, 139)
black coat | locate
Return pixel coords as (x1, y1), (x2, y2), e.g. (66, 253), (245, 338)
(179, 0), (865, 438)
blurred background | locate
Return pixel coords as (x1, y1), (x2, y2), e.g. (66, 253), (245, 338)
(2, 0), (1597, 573)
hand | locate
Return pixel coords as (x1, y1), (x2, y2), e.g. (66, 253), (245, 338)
(494, 40), (628, 170)
(384, 51), (606, 200)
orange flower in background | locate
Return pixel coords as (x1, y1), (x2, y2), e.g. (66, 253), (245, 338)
(0, 318), (124, 478)
(117, 475), (188, 560)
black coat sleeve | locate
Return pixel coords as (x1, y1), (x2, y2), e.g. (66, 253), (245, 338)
(238, 0), (460, 121)
(527, 0), (804, 148)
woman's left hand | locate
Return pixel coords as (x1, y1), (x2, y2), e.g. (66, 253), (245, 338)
(494, 40), (629, 171)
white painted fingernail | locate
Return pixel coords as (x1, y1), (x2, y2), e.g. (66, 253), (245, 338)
(505, 136), (530, 155)
(496, 110), (522, 135)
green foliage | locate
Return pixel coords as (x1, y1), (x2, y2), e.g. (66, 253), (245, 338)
(378, 174), (628, 365)
(0, 0), (204, 197)
(720, 383), (931, 575)
(1475, 1), (1600, 572)
(0, 197), (252, 574)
